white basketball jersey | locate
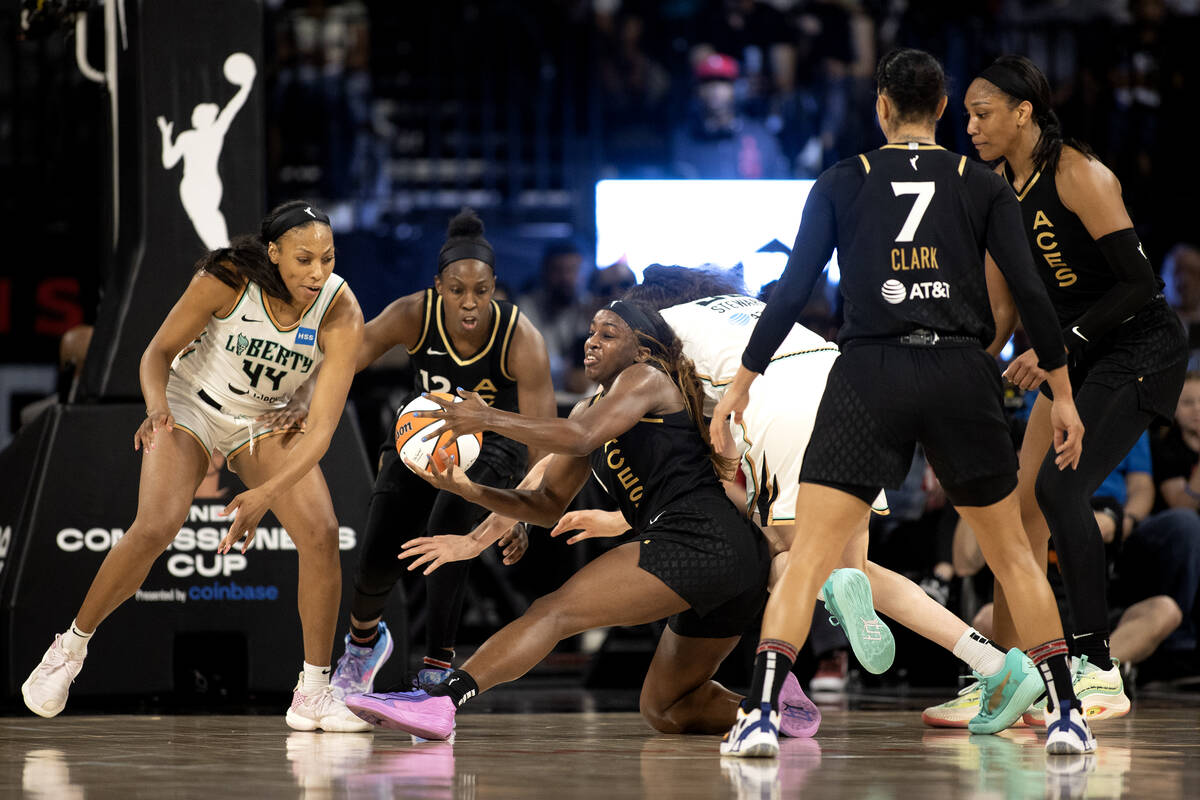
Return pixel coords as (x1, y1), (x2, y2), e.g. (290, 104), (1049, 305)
(172, 274), (347, 416)
(660, 295), (838, 416)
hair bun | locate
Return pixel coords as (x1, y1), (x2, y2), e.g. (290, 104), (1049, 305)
(447, 207), (485, 239)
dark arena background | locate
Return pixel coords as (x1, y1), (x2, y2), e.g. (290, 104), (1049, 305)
(2, 1), (1198, 797)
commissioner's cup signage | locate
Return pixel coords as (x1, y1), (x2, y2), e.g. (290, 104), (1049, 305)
(1, 404), (371, 697)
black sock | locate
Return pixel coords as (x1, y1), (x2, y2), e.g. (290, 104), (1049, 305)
(426, 669), (479, 707)
(741, 639), (798, 713)
(350, 620), (380, 648)
(1029, 639), (1080, 714)
(1072, 630), (1111, 667)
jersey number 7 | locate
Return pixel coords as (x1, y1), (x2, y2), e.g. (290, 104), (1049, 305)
(891, 182), (935, 242)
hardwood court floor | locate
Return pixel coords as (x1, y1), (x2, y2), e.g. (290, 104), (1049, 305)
(3, 696), (1198, 799)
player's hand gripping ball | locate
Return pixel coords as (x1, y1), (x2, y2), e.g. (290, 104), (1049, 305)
(395, 392), (482, 473)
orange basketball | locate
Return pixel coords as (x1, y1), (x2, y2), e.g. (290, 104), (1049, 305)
(394, 392), (483, 473)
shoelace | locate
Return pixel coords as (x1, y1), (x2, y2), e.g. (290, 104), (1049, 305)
(301, 684), (342, 715)
(335, 649), (371, 683)
(35, 638), (82, 689)
(42, 637), (80, 671)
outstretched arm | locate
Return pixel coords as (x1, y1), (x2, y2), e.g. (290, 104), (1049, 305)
(157, 116), (183, 169)
(136, 271), (239, 452)
(400, 455), (557, 574)
(215, 59), (257, 135)
(219, 287), (364, 552)
(421, 363), (672, 458)
(356, 291), (427, 372)
(405, 448), (591, 529)
(507, 314), (557, 467)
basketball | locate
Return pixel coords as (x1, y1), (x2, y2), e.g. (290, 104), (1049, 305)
(394, 392), (482, 473)
(222, 52), (256, 85)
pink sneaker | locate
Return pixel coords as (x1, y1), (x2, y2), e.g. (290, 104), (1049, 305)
(344, 690), (456, 740)
(779, 671), (821, 738)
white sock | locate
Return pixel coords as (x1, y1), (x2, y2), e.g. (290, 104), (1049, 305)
(302, 662), (332, 694)
(952, 628), (1007, 676)
(62, 619), (93, 656)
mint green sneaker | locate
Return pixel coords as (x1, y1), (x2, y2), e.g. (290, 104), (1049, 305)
(821, 568), (895, 675)
(967, 647), (1045, 734)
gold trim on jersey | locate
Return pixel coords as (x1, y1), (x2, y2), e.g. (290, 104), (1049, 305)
(215, 283), (249, 320)
(958, 155), (967, 176)
(638, 417), (664, 423)
(435, 295), (502, 366)
(407, 289), (434, 355)
(859, 153), (871, 173)
(499, 306), (520, 382)
(880, 143), (946, 151)
(1012, 168), (1044, 202)
(173, 423), (212, 461)
(227, 428), (294, 462)
(176, 330), (209, 362)
(261, 283), (322, 332)
(314, 281), (348, 354)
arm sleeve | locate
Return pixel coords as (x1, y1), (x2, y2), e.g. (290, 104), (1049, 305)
(1062, 228), (1159, 351)
(742, 176), (838, 374)
(985, 183), (1068, 371)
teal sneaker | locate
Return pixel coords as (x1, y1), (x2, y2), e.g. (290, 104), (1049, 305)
(821, 568), (895, 675)
(967, 647), (1045, 734)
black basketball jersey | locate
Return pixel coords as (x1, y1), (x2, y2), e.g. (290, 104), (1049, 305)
(586, 395), (725, 533)
(1005, 161), (1157, 326)
(403, 289), (525, 463)
(743, 143), (1065, 374)
(406, 288), (521, 410)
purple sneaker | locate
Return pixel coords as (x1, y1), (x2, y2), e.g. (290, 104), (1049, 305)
(344, 690), (456, 740)
(330, 622), (393, 698)
(779, 671), (821, 738)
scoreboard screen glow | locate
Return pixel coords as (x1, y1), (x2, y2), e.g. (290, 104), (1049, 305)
(594, 179), (839, 297)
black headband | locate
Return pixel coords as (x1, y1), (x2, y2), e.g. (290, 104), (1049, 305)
(266, 205), (331, 243)
(438, 242), (495, 272)
(607, 300), (668, 354)
(978, 63), (1036, 107)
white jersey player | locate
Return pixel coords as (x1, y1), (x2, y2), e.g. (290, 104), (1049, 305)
(22, 201), (371, 734)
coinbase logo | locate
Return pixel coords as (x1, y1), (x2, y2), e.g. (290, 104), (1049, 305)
(881, 280), (906, 304)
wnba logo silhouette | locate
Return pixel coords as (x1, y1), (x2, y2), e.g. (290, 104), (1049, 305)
(157, 52), (256, 249)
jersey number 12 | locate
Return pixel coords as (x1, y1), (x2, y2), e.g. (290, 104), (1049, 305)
(891, 181), (935, 242)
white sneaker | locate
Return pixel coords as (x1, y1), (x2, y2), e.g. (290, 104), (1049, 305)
(1044, 699), (1097, 755)
(22, 635), (86, 718)
(720, 704), (780, 758)
(286, 676), (374, 732)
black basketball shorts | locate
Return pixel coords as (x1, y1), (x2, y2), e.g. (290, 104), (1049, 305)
(799, 341), (1018, 504)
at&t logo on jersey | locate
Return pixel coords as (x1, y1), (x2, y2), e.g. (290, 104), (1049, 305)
(880, 280), (950, 304)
